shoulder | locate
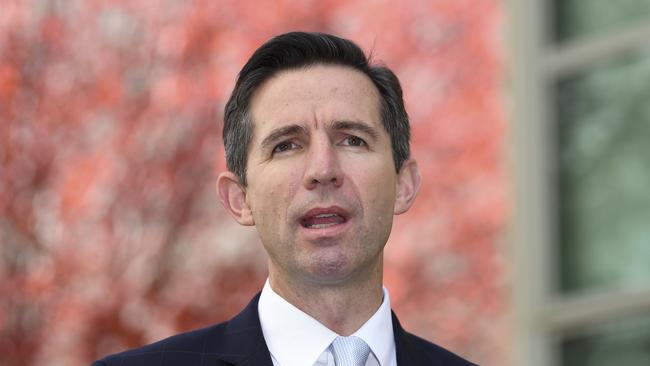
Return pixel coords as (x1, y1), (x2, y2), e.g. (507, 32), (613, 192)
(392, 311), (478, 366)
(91, 322), (230, 366)
(400, 330), (479, 366)
(91, 293), (266, 366)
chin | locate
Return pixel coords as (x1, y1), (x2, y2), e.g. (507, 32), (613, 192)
(303, 256), (364, 285)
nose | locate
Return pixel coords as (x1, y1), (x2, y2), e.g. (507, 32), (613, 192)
(303, 137), (344, 189)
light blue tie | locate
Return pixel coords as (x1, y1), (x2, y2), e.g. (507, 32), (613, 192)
(331, 336), (371, 366)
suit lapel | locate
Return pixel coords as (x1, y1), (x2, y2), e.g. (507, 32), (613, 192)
(212, 296), (434, 366)
(392, 311), (429, 366)
(211, 293), (274, 366)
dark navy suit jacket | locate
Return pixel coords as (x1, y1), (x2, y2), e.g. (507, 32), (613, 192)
(92, 293), (477, 366)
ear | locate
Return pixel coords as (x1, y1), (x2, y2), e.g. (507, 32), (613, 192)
(394, 158), (421, 215)
(216, 171), (255, 226)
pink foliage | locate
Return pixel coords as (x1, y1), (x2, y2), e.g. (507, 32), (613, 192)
(0, 1), (508, 365)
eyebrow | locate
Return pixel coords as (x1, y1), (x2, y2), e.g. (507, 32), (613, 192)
(260, 124), (307, 151)
(331, 120), (380, 141)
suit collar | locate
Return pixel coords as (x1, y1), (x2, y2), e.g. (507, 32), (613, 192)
(392, 311), (430, 366)
(214, 293), (274, 366)
(213, 293), (438, 366)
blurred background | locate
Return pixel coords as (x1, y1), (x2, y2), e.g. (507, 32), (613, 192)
(0, 0), (648, 365)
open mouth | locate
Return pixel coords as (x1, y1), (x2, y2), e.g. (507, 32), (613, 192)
(300, 207), (349, 229)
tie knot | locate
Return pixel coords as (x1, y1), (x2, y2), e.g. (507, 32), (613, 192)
(331, 336), (371, 366)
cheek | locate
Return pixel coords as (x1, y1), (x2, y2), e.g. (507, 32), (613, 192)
(286, 171), (302, 197)
(362, 168), (397, 211)
(354, 162), (397, 192)
(254, 170), (302, 220)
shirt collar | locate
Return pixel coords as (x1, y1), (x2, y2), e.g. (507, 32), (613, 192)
(350, 286), (395, 366)
(258, 279), (395, 366)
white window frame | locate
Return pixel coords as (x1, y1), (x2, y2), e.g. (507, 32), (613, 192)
(506, 1), (650, 365)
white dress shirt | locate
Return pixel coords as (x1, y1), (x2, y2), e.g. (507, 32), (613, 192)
(258, 279), (397, 366)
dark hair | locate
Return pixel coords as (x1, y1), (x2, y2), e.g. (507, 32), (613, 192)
(223, 31), (410, 185)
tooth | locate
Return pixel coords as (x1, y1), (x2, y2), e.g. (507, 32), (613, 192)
(315, 213), (337, 218)
(308, 222), (337, 228)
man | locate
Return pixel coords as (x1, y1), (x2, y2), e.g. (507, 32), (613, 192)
(93, 32), (477, 366)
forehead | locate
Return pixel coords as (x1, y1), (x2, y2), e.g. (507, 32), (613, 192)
(248, 64), (382, 135)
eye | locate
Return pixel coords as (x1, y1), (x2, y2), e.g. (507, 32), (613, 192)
(273, 141), (299, 154)
(342, 135), (366, 147)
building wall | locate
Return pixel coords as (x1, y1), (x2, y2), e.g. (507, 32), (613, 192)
(509, 1), (650, 365)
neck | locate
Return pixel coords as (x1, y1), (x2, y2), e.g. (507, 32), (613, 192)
(268, 262), (384, 336)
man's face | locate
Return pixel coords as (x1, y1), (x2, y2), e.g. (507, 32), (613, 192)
(242, 65), (409, 285)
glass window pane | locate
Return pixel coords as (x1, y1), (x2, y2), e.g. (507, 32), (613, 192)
(554, 0), (650, 42)
(556, 51), (650, 293)
(561, 314), (650, 366)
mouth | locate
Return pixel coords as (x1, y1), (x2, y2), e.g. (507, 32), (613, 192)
(299, 206), (349, 229)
